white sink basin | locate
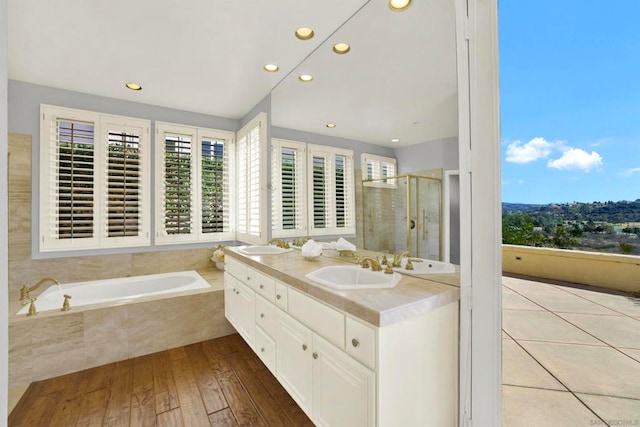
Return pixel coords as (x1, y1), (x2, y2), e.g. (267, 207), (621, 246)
(306, 266), (402, 290)
(238, 245), (295, 255)
(394, 258), (455, 274)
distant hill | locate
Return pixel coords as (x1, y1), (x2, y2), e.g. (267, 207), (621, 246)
(503, 200), (640, 223)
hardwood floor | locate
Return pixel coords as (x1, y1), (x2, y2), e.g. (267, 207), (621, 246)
(9, 334), (314, 426)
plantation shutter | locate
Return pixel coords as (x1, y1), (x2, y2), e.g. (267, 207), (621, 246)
(54, 119), (96, 241)
(105, 128), (142, 238)
(40, 105), (151, 251)
(156, 123), (197, 243)
(362, 154), (397, 188)
(308, 145), (355, 236)
(248, 125), (261, 236)
(236, 113), (267, 244)
(200, 133), (234, 241)
(271, 139), (306, 237)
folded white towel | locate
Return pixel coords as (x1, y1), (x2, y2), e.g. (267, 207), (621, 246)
(301, 239), (323, 257)
(335, 237), (356, 251)
(321, 241), (336, 250)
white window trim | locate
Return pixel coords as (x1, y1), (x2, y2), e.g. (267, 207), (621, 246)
(361, 153), (397, 188)
(271, 138), (308, 238)
(307, 143), (356, 237)
(155, 122), (235, 245)
(39, 104), (151, 252)
(235, 112), (268, 245)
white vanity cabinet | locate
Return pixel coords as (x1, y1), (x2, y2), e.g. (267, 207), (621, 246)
(276, 309), (375, 426)
(224, 254), (459, 427)
(224, 274), (255, 349)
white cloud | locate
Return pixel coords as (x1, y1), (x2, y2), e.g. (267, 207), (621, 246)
(518, 180), (524, 184)
(622, 167), (640, 177)
(505, 137), (554, 164)
(547, 148), (603, 172)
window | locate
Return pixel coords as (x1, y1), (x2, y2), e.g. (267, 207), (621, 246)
(236, 113), (267, 244)
(307, 144), (355, 236)
(362, 153), (397, 188)
(155, 122), (234, 244)
(39, 105), (150, 251)
(271, 139), (307, 237)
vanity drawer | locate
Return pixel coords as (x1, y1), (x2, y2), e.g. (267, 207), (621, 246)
(225, 257), (246, 281)
(275, 281), (288, 311)
(249, 268), (276, 302)
(346, 316), (376, 369)
(255, 294), (276, 339)
(255, 326), (276, 375)
(288, 287), (344, 349)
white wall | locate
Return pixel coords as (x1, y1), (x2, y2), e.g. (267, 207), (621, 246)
(1, 0), (9, 422)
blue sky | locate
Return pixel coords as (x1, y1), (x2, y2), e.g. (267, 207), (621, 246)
(499, 1), (640, 204)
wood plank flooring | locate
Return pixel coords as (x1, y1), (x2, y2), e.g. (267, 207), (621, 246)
(9, 334), (314, 427)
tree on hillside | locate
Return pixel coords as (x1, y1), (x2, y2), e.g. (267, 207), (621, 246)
(502, 213), (547, 246)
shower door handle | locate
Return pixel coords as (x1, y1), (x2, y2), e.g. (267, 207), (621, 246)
(422, 209), (428, 241)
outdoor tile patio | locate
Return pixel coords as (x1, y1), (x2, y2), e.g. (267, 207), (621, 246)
(502, 275), (640, 426)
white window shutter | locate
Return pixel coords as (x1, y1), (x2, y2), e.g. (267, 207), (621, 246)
(236, 113), (267, 244)
(271, 139), (307, 237)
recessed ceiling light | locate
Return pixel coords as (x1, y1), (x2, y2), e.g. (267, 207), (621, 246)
(332, 43), (351, 54)
(263, 64), (279, 72)
(389, 0), (412, 11)
(295, 27), (315, 40)
(391, 138), (400, 143)
(125, 82), (142, 91)
(326, 123), (336, 128)
(299, 74), (313, 82)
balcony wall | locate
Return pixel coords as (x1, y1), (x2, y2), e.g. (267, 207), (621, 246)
(503, 244), (640, 293)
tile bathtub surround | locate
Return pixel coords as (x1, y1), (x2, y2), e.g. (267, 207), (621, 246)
(8, 271), (234, 391)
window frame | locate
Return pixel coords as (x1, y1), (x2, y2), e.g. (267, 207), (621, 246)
(154, 122), (235, 245)
(39, 104), (151, 252)
(361, 153), (397, 188)
(271, 138), (307, 238)
(307, 144), (356, 236)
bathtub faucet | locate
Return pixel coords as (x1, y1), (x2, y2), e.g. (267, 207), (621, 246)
(20, 277), (60, 306)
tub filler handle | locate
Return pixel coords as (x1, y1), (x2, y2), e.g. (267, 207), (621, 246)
(62, 294), (72, 311)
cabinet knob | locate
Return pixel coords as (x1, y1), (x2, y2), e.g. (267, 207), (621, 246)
(247, 276), (251, 281)
(232, 288), (236, 292)
(260, 313), (265, 318)
(261, 347), (265, 353)
(302, 344), (308, 351)
(351, 338), (360, 348)
(260, 284), (264, 289)
(276, 294), (281, 300)
(312, 352), (318, 360)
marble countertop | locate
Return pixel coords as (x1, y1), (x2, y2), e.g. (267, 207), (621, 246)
(225, 247), (460, 327)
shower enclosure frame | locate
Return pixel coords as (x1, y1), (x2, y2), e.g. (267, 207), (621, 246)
(361, 173), (443, 260)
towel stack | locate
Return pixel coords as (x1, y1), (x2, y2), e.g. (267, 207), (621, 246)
(301, 239), (323, 257)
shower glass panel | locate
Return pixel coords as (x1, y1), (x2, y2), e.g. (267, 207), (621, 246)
(362, 174), (442, 260)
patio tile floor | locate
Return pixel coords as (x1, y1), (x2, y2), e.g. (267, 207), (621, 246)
(502, 275), (640, 426)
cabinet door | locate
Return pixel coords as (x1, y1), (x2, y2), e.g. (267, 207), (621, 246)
(276, 310), (313, 418)
(312, 334), (376, 427)
(224, 275), (255, 349)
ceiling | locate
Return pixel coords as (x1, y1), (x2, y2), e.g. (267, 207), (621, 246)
(8, 0), (459, 148)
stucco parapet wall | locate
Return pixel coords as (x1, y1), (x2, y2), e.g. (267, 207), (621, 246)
(502, 244), (640, 293)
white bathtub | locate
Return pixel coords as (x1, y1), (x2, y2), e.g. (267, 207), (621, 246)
(17, 270), (210, 315)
